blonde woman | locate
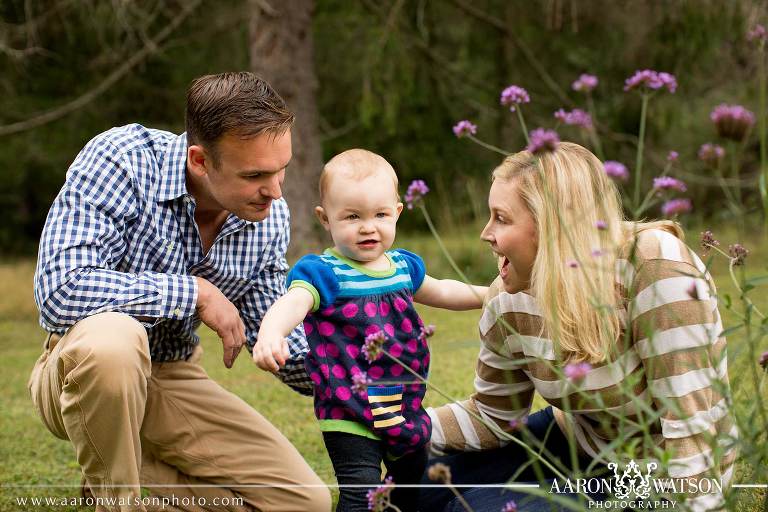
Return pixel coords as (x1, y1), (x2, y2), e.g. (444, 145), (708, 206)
(420, 143), (737, 512)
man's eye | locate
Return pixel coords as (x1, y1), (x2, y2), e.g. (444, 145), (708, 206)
(245, 173), (262, 179)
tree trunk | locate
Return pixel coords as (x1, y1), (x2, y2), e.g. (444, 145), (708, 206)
(249, 0), (324, 257)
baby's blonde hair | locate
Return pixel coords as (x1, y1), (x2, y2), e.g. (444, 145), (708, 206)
(319, 149), (400, 204)
(493, 142), (681, 364)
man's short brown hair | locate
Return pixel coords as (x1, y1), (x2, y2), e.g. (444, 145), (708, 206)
(185, 72), (294, 163)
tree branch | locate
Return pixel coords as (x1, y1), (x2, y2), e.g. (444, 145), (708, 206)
(0, 0), (202, 137)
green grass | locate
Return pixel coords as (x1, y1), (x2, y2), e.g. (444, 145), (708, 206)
(0, 225), (766, 511)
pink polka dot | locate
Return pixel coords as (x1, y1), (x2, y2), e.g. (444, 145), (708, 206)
(320, 364), (330, 378)
(400, 318), (413, 333)
(330, 407), (345, 419)
(389, 343), (403, 358)
(383, 323), (395, 337)
(332, 364), (347, 379)
(317, 408), (327, 419)
(421, 424), (429, 437)
(335, 387), (352, 401)
(379, 302), (391, 316)
(325, 387), (332, 399)
(321, 306), (335, 316)
(387, 427), (402, 437)
(342, 303), (358, 318)
(326, 344), (340, 358)
(303, 321), (314, 335)
(410, 384), (421, 393)
(310, 372), (322, 385)
(393, 297), (408, 312)
(404, 422), (414, 429)
(346, 344), (360, 359)
(406, 339), (418, 353)
(390, 365), (404, 377)
(411, 397), (422, 411)
(423, 354), (430, 368)
(315, 344), (326, 357)
(363, 408), (373, 421)
(318, 322), (335, 337)
(364, 302), (378, 317)
(424, 414), (431, 426)
(365, 325), (381, 336)
(410, 359), (421, 371)
(410, 434), (421, 446)
(350, 365), (361, 375)
(342, 325), (358, 338)
(368, 366), (384, 379)
(417, 317), (424, 327)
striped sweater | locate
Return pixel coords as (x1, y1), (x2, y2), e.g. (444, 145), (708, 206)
(428, 228), (737, 511)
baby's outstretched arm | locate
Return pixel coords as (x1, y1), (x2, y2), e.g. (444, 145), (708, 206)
(253, 288), (314, 373)
(413, 275), (488, 310)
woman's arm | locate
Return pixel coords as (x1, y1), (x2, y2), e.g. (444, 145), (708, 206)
(428, 278), (535, 453)
(414, 275), (489, 310)
(252, 287), (314, 373)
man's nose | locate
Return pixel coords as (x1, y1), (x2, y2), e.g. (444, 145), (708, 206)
(262, 173), (283, 200)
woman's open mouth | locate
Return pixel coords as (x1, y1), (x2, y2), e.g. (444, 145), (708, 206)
(499, 256), (510, 279)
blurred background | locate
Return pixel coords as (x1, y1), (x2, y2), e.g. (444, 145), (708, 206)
(1, 0), (765, 261)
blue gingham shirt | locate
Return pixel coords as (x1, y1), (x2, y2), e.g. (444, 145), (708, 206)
(34, 124), (311, 392)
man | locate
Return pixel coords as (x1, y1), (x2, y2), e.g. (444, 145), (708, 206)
(29, 72), (330, 511)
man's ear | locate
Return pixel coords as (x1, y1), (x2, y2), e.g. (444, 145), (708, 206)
(395, 202), (404, 219)
(314, 206), (330, 230)
(187, 145), (210, 177)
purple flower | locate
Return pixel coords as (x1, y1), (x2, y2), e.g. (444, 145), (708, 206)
(591, 248), (605, 258)
(710, 104), (756, 141)
(417, 324), (436, 344)
(508, 417), (528, 431)
(661, 198), (692, 217)
(572, 74), (598, 93)
(564, 362), (592, 381)
(759, 351), (768, 371)
(367, 476), (395, 512)
(728, 244), (749, 265)
(351, 371), (371, 396)
(748, 24), (768, 43)
(603, 161), (629, 182)
(700, 230), (720, 253)
(624, 69), (677, 93)
(526, 128), (560, 154)
(404, 179), (430, 210)
(698, 143), (725, 167)
(363, 330), (387, 363)
(667, 151), (679, 163)
(595, 220), (608, 231)
(553, 108), (593, 129)
(502, 500), (519, 512)
(500, 85), (530, 112)
(652, 176), (687, 193)
(452, 120), (477, 138)
(566, 259), (579, 268)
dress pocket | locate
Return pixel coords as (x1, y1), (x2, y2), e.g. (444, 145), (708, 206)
(367, 384), (405, 430)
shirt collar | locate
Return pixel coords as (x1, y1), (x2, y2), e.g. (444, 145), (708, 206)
(156, 132), (189, 202)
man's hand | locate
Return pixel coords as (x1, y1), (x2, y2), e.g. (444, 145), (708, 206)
(253, 331), (290, 373)
(196, 277), (245, 368)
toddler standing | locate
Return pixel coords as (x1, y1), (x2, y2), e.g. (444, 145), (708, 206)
(254, 149), (487, 511)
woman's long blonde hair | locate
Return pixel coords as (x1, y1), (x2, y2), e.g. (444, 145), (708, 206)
(492, 142), (681, 364)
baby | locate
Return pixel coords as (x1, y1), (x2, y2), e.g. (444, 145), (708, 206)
(254, 149), (487, 511)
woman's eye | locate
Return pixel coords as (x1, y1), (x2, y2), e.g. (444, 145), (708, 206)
(495, 215), (506, 223)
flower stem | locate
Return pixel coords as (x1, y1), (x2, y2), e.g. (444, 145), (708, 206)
(758, 41), (768, 230)
(466, 135), (511, 156)
(516, 108), (531, 145)
(586, 93), (605, 160)
(633, 93), (650, 212)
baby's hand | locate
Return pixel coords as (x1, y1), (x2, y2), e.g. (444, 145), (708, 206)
(253, 332), (290, 373)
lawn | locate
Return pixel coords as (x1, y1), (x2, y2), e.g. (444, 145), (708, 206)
(0, 225), (766, 511)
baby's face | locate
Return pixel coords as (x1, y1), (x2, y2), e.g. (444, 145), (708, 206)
(320, 172), (402, 264)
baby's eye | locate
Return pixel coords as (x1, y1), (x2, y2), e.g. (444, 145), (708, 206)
(346, 214), (359, 220)
(375, 212), (388, 218)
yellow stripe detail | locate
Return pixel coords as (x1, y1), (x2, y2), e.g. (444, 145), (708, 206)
(371, 404), (402, 416)
(368, 394), (403, 404)
(373, 415), (406, 429)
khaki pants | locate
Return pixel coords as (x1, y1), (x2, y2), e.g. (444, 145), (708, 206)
(28, 312), (331, 512)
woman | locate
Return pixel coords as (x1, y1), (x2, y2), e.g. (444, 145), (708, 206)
(419, 143), (737, 512)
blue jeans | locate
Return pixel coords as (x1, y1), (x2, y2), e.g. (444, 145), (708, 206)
(418, 407), (605, 512)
